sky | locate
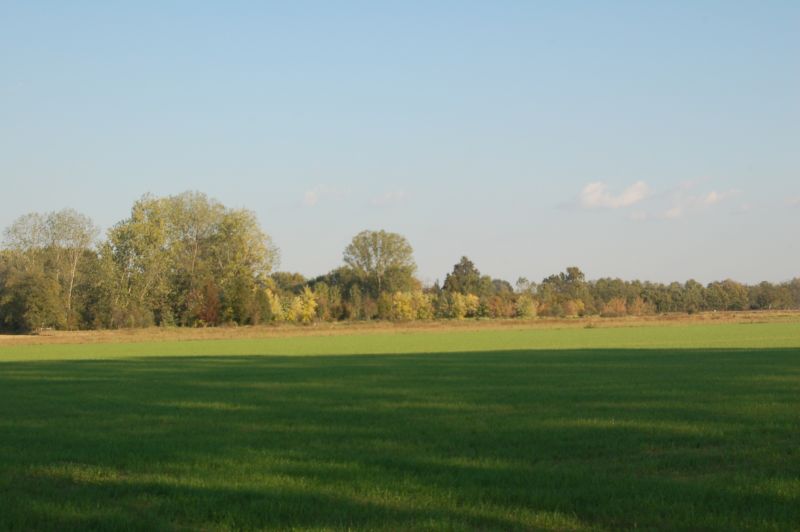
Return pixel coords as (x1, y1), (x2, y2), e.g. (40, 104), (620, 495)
(1, 1), (798, 285)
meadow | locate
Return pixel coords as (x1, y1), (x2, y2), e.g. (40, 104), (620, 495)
(1, 321), (799, 530)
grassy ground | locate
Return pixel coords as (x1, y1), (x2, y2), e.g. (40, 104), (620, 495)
(1, 321), (799, 530)
(2, 310), (798, 347)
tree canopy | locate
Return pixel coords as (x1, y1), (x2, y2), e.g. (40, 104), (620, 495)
(1, 192), (799, 332)
(343, 230), (416, 296)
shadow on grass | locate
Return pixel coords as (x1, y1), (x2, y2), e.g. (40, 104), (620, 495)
(1, 348), (799, 530)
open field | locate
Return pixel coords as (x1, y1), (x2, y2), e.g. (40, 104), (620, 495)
(1, 310), (799, 347)
(1, 321), (799, 530)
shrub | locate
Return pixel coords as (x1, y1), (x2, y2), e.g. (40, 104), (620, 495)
(391, 291), (415, 321)
(412, 291), (434, 320)
(562, 299), (585, 317)
(515, 295), (538, 318)
(265, 289), (284, 322)
(377, 292), (393, 320)
(627, 296), (653, 316)
(464, 294), (480, 318)
(601, 297), (627, 317)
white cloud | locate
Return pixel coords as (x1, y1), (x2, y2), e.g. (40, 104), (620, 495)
(370, 189), (407, 207)
(661, 188), (741, 219)
(787, 197), (800, 208)
(579, 181), (649, 209)
(702, 191), (721, 205)
(706, 189), (741, 205)
(302, 185), (347, 207)
(574, 179), (745, 220)
(302, 186), (324, 207)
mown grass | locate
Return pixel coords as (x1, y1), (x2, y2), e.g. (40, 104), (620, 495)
(1, 322), (799, 530)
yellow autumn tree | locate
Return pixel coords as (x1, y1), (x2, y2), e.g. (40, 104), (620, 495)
(464, 294), (480, 318)
(265, 289), (285, 322)
(601, 297), (627, 317)
(449, 292), (467, 319)
(515, 294), (538, 318)
(391, 291), (415, 321)
(412, 291), (434, 320)
(296, 286), (318, 324)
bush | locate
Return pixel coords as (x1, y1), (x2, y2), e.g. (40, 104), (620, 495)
(391, 291), (415, 321)
(412, 291), (434, 320)
(562, 299), (585, 317)
(515, 295), (537, 318)
(601, 297), (627, 317)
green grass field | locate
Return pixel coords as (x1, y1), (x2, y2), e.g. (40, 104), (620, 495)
(1, 322), (799, 530)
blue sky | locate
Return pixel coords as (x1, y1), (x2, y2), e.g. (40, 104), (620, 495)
(1, 1), (798, 285)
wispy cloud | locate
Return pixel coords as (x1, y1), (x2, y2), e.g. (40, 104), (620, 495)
(787, 197), (800, 208)
(572, 178), (749, 221)
(302, 186), (324, 207)
(370, 189), (407, 207)
(574, 178), (748, 221)
(703, 189), (741, 206)
(302, 185), (347, 207)
(702, 191), (721, 206)
(664, 205), (684, 219)
(660, 188), (741, 219)
(579, 181), (649, 209)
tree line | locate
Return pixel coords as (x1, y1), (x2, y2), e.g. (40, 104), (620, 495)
(1, 191), (798, 332)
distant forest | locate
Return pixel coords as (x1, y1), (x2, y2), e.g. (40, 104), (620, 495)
(1, 191), (798, 333)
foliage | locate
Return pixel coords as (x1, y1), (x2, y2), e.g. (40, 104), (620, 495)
(0, 268), (64, 332)
(343, 230), (416, 297)
(602, 297), (628, 317)
(1, 209), (98, 331)
(443, 256), (482, 295)
(515, 294), (537, 318)
(265, 289), (284, 322)
(101, 192), (277, 328)
(2, 193), (800, 332)
(411, 291), (434, 320)
(296, 286), (318, 324)
(390, 291), (415, 321)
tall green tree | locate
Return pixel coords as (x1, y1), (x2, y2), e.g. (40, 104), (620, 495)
(47, 210), (99, 325)
(104, 195), (171, 326)
(103, 192), (277, 327)
(442, 256), (482, 295)
(343, 230), (416, 296)
(2, 209), (98, 329)
(0, 267), (64, 332)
